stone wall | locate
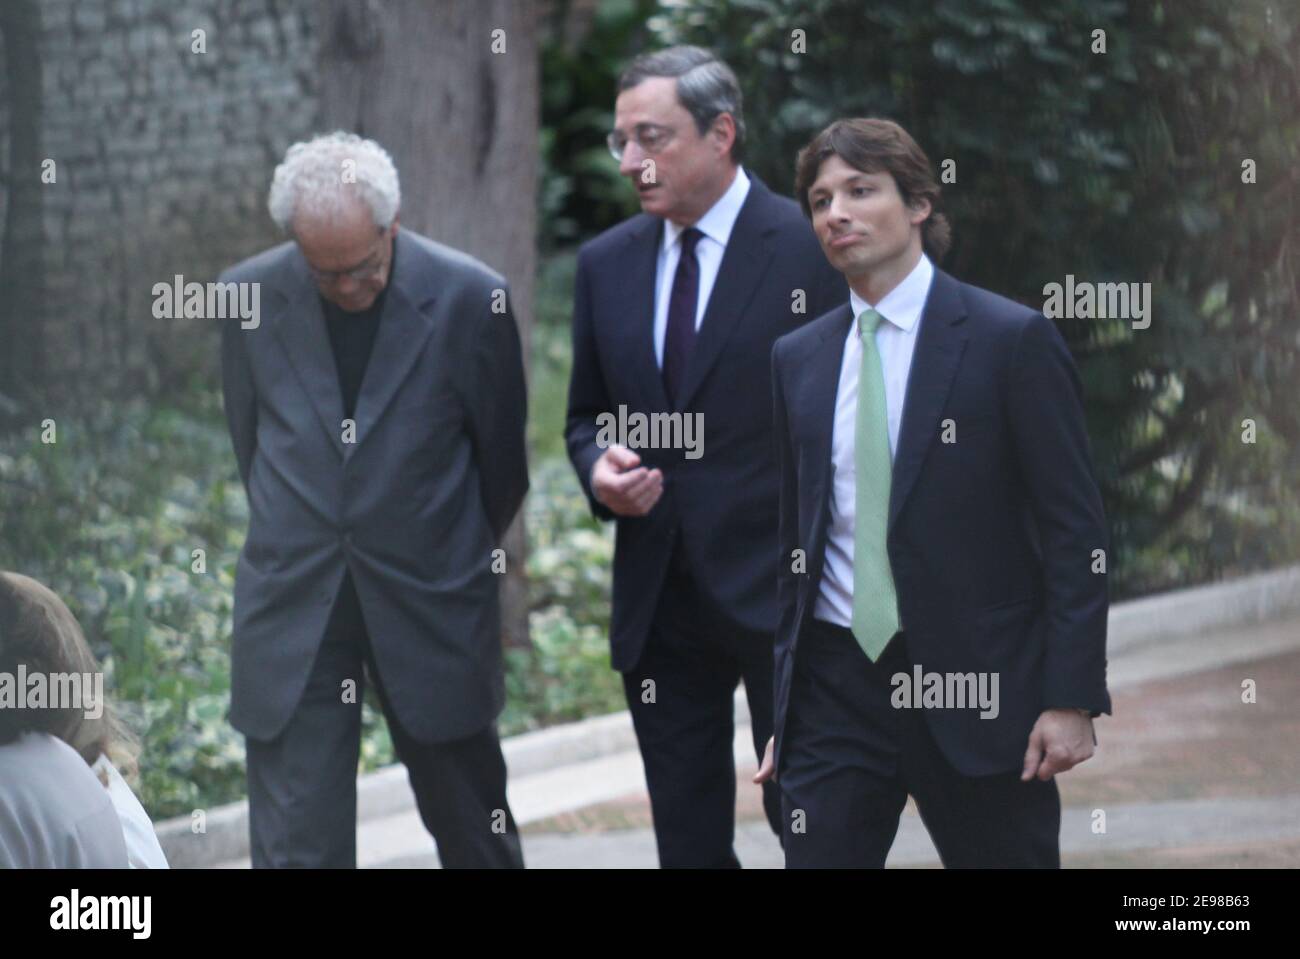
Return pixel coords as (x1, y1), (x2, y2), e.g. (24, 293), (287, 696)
(5, 0), (321, 402)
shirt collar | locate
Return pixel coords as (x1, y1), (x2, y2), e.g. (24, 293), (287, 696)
(848, 251), (934, 334)
(663, 166), (752, 252)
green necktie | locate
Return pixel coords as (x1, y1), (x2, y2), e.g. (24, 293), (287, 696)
(852, 308), (901, 661)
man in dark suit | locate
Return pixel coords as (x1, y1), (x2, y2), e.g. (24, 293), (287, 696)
(220, 132), (528, 868)
(565, 47), (845, 867)
(756, 118), (1111, 868)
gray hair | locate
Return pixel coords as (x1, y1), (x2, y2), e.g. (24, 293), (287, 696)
(618, 45), (746, 162)
(267, 131), (401, 233)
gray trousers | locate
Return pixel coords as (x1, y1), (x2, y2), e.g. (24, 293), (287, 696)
(245, 573), (523, 868)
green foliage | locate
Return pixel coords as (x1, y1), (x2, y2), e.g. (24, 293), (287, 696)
(646, 0), (1300, 596)
(1, 396), (259, 819)
(0, 371), (621, 817)
(0, 396), (403, 818)
(529, 252), (580, 461)
(539, 0), (661, 250)
(502, 459), (623, 735)
(508, 249), (625, 733)
(513, 247), (624, 729)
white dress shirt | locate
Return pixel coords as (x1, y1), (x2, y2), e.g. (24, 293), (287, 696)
(91, 753), (170, 869)
(653, 166), (751, 367)
(814, 252), (935, 626)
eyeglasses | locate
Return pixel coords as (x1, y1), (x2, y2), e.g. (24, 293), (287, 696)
(607, 123), (678, 161)
(306, 229), (389, 284)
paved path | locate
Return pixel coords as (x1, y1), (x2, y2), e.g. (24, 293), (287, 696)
(216, 613), (1300, 868)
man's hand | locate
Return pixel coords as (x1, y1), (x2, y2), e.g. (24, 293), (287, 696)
(753, 735), (776, 784)
(591, 444), (663, 516)
(1021, 708), (1094, 781)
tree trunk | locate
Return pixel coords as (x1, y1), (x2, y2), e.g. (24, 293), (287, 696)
(316, 0), (538, 651)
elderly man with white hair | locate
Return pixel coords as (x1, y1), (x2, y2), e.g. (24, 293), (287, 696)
(219, 131), (528, 868)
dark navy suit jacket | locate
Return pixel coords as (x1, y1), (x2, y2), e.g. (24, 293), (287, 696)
(566, 173), (846, 669)
(771, 267), (1112, 776)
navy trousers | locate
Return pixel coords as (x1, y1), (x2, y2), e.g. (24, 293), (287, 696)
(621, 543), (783, 868)
(779, 617), (1060, 868)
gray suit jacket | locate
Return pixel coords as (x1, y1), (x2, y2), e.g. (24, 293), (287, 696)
(219, 227), (528, 743)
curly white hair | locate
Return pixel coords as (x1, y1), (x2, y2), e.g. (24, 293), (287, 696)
(267, 131), (401, 232)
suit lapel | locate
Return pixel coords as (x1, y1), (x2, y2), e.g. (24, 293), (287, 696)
(266, 229), (438, 463)
(621, 218), (671, 411)
(675, 178), (778, 411)
(888, 269), (969, 531)
(801, 304), (855, 564)
(268, 257), (347, 460)
(349, 230), (437, 462)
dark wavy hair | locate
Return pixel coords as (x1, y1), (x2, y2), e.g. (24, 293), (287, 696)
(794, 117), (952, 261)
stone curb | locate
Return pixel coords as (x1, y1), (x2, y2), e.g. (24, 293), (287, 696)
(1108, 564), (1300, 653)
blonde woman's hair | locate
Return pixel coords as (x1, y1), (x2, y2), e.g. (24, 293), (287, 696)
(0, 571), (141, 785)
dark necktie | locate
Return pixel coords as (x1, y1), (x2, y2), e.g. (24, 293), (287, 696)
(662, 227), (703, 406)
